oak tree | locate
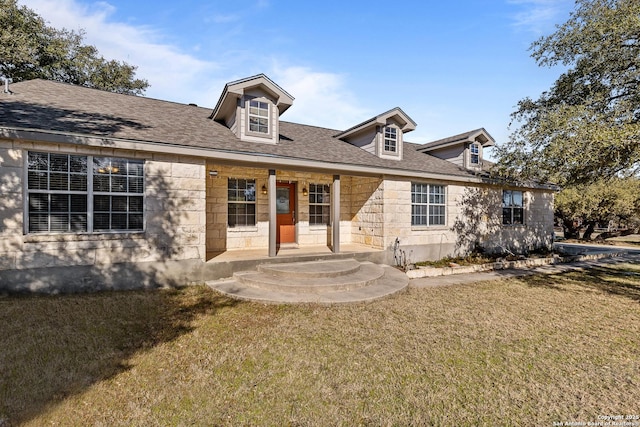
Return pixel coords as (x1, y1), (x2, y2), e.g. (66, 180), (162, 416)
(495, 0), (640, 186)
(0, 0), (148, 95)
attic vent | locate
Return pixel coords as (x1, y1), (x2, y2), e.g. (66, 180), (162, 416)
(188, 103), (198, 107)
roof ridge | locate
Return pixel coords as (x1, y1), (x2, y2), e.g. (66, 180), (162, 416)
(10, 78), (214, 111)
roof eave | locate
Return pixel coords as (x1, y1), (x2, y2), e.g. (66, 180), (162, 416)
(0, 126), (554, 190)
(334, 107), (417, 139)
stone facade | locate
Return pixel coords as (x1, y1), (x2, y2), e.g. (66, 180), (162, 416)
(0, 139), (554, 293)
(0, 139), (206, 291)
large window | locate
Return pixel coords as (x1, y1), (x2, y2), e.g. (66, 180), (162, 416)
(309, 183), (330, 226)
(228, 178), (256, 227)
(411, 183), (446, 226)
(27, 152), (144, 233)
(384, 126), (397, 153)
(93, 157), (144, 231)
(248, 100), (269, 134)
(502, 190), (524, 225)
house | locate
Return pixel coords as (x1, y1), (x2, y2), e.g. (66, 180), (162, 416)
(0, 74), (555, 292)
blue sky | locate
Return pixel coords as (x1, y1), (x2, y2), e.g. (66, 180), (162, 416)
(21, 0), (574, 156)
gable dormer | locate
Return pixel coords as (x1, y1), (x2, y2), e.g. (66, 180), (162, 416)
(417, 128), (495, 170)
(210, 74), (294, 144)
(334, 107), (416, 161)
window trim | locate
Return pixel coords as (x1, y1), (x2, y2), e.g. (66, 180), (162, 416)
(411, 182), (447, 227)
(502, 190), (525, 226)
(308, 183), (331, 226)
(470, 143), (480, 165)
(227, 177), (257, 228)
(25, 151), (145, 234)
(383, 126), (398, 153)
(246, 98), (270, 137)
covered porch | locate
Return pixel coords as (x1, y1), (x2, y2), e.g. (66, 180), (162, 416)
(205, 163), (386, 261)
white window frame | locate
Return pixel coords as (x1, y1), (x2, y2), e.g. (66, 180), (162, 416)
(502, 190), (524, 225)
(470, 143), (480, 165)
(411, 183), (446, 226)
(247, 99), (270, 135)
(227, 178), (257, 227)
(384, 126), (398, 153)
(25, 151), (144, 234)
(308, 183), (330, 226)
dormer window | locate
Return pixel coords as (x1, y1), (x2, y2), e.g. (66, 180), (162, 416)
(470, 143), (480, 165)
(248, 100), (269, 134)
(334, 107), (416, 161)
(384, 126), (398, 153)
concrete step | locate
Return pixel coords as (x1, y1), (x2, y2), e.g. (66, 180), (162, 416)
(207, 264), (409, 305)
(257, 258), (362, 278)
(235, 262), (384, 293)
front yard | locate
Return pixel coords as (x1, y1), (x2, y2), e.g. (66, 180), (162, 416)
(1, 261), (639, 426)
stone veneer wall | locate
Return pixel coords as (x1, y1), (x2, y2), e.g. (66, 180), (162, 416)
(0, 139), (206, 292)
(380, 178), (554, 264)
(349, 176), (384, 248)
(205, 165), (352, 256)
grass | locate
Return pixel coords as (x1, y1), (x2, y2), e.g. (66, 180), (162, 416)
(415, 254), (497, 268)
(1, 262), (639, 426)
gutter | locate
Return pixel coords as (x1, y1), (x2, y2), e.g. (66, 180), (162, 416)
(0, 126), (555, 190)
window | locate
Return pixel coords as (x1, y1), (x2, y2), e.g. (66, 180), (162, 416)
(248, 100), (269, 134)
(228, 178), (256, 227)
(27, 152), (144, 233)
(502, 190), (524, 225)
(93, 157), (144, 231)
(309, 183), (330, 226)
(411, 183), (446, 226)
(384, 126), (397, 153)
(470, 143), (480, 165)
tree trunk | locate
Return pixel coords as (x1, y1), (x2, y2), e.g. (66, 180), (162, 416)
(583, 222), (596, 240)
(562, 218), (580, 239)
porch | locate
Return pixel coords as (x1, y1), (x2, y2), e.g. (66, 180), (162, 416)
(204, 244), (406, 304)
(205, 164), (386, 262)
(203, 243), (390, 282)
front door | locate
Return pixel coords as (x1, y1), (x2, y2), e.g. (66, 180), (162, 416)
(276, 183), (296, 244)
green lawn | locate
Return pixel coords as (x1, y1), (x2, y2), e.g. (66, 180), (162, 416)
(1, 261), (639, 426)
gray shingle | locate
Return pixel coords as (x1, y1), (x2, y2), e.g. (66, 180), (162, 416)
(1, 79), (475, 179)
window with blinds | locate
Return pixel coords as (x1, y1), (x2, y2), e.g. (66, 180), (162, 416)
(27, 152), (144, 233)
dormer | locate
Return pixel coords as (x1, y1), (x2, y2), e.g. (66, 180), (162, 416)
(417, 128), (495, 170)
(334, 107), (416, 161)
(210, 74), (294, 144)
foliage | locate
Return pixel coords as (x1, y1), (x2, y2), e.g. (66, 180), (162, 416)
(494, 0), (640, 186)
(555, 177), (640, 238)
(0, 0), (148, 95)
(415, 253), (497, 268)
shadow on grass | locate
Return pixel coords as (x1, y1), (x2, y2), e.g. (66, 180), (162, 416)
(0, 286), (239, 426)
(521, 261), (640, 303)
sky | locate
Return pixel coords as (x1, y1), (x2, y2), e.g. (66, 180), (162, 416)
(20, 0), (575, 157)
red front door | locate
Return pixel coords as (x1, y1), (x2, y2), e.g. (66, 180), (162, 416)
(276, 183), (296, 244)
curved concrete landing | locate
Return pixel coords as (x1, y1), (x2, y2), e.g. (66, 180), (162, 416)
(206, 259), (408, 304)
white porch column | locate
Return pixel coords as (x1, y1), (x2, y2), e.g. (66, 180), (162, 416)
(268, 169), (277, 257)
(332, 174), (341, 253)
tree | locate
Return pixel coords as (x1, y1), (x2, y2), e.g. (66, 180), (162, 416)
(494, 0), (640, 186)
(0, 0), (148, 95)
(555, 177), (640, 239)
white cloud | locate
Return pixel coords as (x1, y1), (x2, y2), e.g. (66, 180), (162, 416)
(20, 0), (219, 106)
(18, 0), (374, 126)
(508, 0), (573, 34)
(270, 66), (370, 130)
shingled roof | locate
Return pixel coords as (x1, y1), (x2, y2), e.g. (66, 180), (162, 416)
(0, 79), (480, 180)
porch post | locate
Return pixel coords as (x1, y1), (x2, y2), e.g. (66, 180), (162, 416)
(332, 174), (341, 253)
(268, 169), (277, 257)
